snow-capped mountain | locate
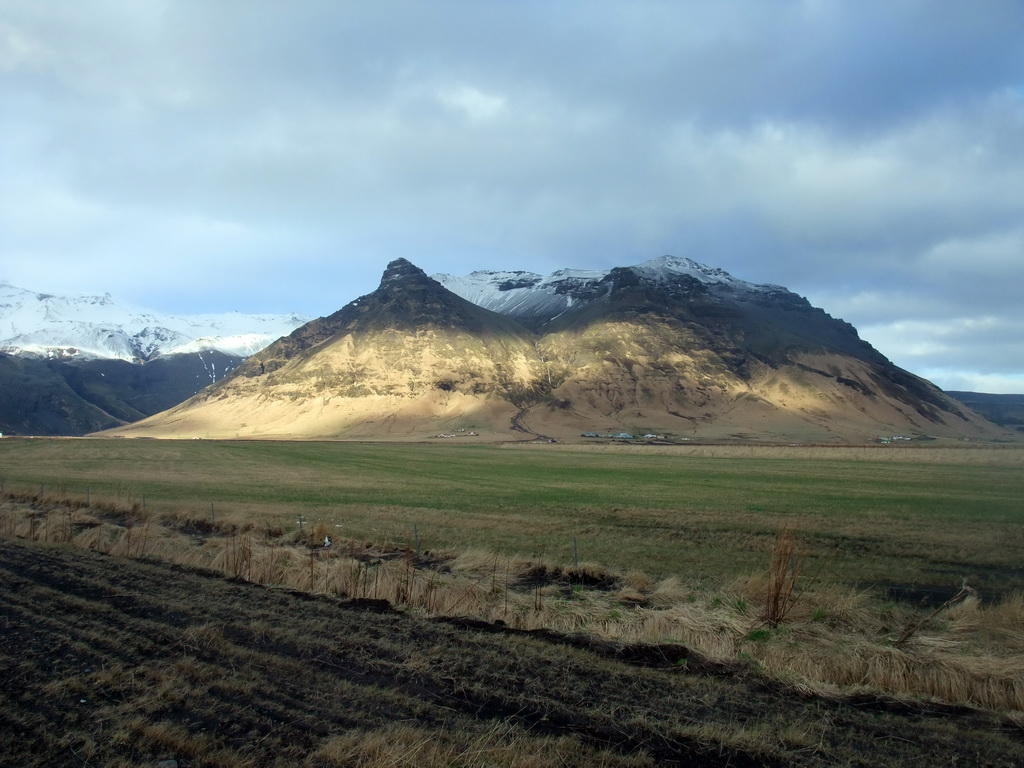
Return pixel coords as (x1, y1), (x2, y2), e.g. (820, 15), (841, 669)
(0, 281), (309, 362)
(432, 267), (605, 325)
(433, 255), (788, 328)
(111, 257), (1009, 444)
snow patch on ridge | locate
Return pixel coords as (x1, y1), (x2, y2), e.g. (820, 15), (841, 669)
(433, 267), (607, 321)
(433, 255), (783, 322)
(0, 281), (309, 362)
(630, 255), (784, 293)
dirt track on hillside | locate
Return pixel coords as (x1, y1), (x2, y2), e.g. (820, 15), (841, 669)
(2, 539), (1022, 767)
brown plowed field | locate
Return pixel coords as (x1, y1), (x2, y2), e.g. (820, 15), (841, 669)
(2, 539), (1022, 767)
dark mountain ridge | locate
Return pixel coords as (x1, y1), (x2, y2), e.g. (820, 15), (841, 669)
(946, 391), (1024, 431)
(0, 351), (244, 436)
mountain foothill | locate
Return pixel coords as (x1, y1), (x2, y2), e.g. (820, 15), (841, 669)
(104, 256), (1013, 444)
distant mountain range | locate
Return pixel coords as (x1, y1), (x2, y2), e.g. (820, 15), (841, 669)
(106, 256), (1014, 443)
(0, 281), (308, 435)
(944, 392), (1024, 432)
(432, 256), (786, 331)
(0, 281), (308, 361)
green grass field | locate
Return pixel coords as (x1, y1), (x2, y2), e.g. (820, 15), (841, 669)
(2, 438), (1022, 594)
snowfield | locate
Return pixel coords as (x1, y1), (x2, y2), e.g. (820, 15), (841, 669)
(433, 255), (787, 323)
(0, 281), (309, 362)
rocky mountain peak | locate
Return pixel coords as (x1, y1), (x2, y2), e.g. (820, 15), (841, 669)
(379, 258), (430, 288)
(230, 257), (538, 381)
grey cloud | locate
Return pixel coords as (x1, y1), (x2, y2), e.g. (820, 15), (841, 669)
(2, 1), (1023, 390)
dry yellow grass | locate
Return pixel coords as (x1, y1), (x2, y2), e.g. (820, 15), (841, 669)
(308, 721), (654, 768)
(5, 493), (1024, 714)
(504, 441), (1024, 465)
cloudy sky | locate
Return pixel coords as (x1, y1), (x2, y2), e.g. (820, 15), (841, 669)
(2, 1), (1023, 393)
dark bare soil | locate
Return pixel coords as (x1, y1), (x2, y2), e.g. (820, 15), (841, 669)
(1, 539), (1022, 767)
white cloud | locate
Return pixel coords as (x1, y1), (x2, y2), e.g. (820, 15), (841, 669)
(919, 371), (1024, 396)
(437, 85), (507, 122)
(922, 228), (1024, 278)
(855, 314), (1024, 389)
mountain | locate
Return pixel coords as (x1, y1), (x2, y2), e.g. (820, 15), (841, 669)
(0, 281), (308, 361)
(108, 257), (1011, 443)
(441, 256), (1006, 442)
(108, 259), (546, 438)
(0, 350), (245, 436)
(0, 282), (308, 435)
(946, 392), (1024, 433)
(433, 256), (779, 331)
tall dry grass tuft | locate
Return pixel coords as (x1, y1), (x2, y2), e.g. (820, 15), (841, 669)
(74, 522), (125, 554)
(646, 576), (692, 608)
(605, 604), (744, 659)
(213, 531), (255, 581)
(968, 591), (1024, 652)
(249, 541), (295, 586)
(107, 515), (156, 559)
(893, 583), (974, 649)
(753, 633), (1024, 711)
(759, 527), (809, 627)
